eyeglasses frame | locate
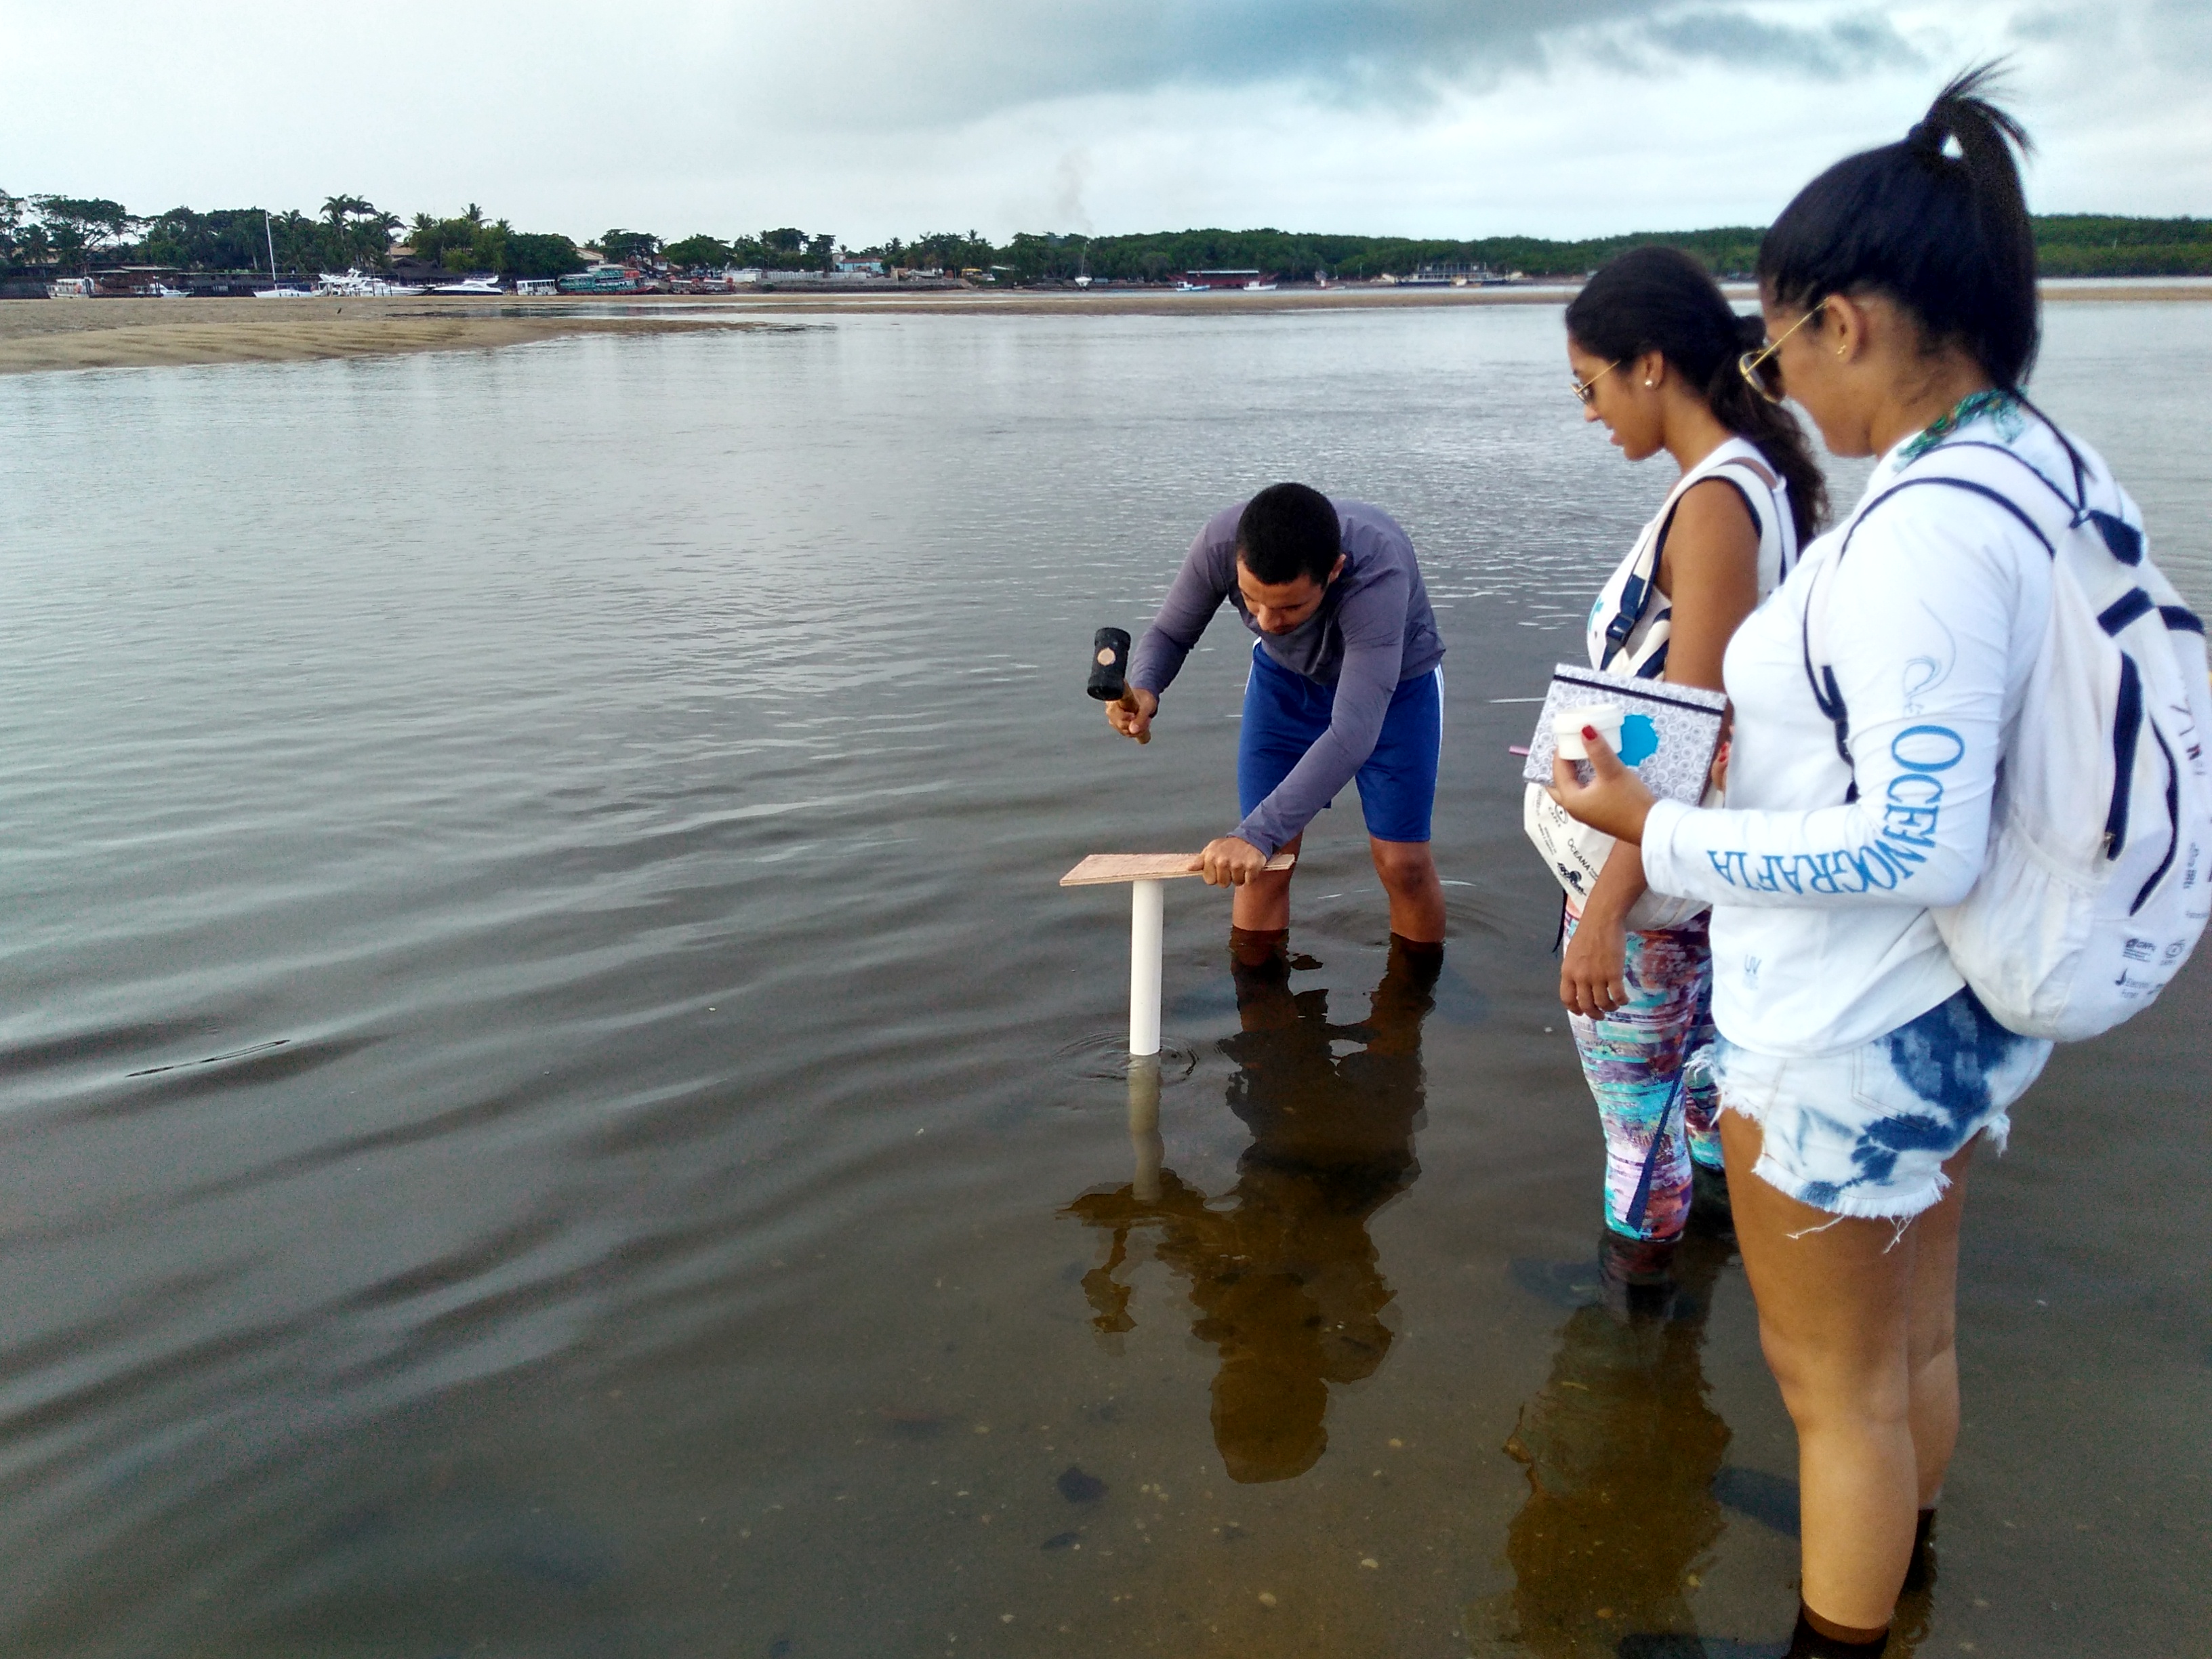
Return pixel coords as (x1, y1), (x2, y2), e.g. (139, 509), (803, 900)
(1571, 359), (1620, 407)
(1737, 301), (1826, 405)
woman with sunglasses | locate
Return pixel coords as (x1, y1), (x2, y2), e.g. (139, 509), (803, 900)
(1552, 70), (2099, 1657)
(1538, 245), (1824, 1286)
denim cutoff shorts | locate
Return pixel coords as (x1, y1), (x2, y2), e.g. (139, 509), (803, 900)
(1712, 985), (2053, 1220)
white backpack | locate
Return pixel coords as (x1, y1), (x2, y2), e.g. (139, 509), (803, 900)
(1805, 422), (2212, 1040)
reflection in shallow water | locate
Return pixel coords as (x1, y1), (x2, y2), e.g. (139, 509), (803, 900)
(0, 310), (2202, 1653)
(1483, 1229), (1736, 1656)
(1063, 938), (1439, 1483)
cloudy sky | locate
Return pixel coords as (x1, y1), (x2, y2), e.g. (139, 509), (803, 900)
(4, 0), (2205, 244)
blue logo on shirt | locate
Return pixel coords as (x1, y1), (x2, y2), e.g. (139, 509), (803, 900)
(1618, 713), (1659, 766)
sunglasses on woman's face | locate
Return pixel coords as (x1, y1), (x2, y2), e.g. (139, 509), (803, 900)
(1571, 359), (1620, 407)
(1738, 302), (1825, 405)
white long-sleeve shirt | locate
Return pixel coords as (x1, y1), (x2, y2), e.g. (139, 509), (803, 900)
(1640, 405), (2069, 1055)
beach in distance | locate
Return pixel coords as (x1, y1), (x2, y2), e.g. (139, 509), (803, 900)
(4, 278), (2209, 374)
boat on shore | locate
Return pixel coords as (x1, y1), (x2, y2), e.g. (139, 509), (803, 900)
(254, 213), (312, 298)
(556, 264), (643, 294)
(429, 276), (504, 295)
(318, 269), (425, 298)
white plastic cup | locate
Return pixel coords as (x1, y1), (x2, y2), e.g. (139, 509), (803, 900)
(1555, 703), (1625, 760)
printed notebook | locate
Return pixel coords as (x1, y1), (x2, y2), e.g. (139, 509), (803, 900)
(1520, 664), (1727, 806)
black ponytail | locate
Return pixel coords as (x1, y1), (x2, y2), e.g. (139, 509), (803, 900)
(1565, 243), (1827, 545)
(1759, 62), (2039, 386)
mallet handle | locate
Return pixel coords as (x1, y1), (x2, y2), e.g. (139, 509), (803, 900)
(1120, 690), (1151, 745)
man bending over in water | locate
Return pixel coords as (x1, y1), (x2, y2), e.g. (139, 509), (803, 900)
(1109, 481), (1447, 948)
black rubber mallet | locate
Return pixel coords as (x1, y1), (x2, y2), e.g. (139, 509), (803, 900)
(1087, 626), (1148, 743)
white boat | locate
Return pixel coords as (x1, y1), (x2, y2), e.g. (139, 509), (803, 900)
(316, 269), (424, 298)
(430, 276), (504, 295)
(147, 283), (189, 298)
(1244, 281), (1277, 292)
(48, 276), (94, 298)
(255, 213), (312, 297)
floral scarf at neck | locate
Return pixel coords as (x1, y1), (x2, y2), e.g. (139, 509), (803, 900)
(1900, 387), (2024, 462)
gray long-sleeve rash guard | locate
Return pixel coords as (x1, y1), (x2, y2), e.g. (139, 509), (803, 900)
(1127, 498), (1444, 857)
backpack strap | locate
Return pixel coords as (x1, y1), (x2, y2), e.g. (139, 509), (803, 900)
(1929, 430), (2148, 565)
(2134, 720), (2182, 914)
(2109, 654), (2144, 857)
(1799, 472), (2055, 805)
(1700, 454), (1789, 575)
(1600, 449), (1787, 674)
(1607, 455), (1787, 678)
(1597, 514), (1667, 673)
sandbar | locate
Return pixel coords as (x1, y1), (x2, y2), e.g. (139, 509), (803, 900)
(2, 279), (2198, 375)
(0, 298), (769, 376)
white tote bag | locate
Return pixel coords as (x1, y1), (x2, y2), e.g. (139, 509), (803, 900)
(1523, 441), (1793, 933)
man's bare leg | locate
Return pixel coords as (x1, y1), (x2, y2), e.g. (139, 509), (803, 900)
(1231, 833), (1300, 934)
(1370, 837), (1445, 943)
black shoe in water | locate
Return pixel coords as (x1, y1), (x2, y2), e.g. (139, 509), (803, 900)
(1597, 1229), (1681, 1323)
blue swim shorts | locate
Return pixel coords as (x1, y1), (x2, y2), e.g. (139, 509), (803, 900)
(1712, 985), (2053, 1221)
(1237, 643), (1442, 844)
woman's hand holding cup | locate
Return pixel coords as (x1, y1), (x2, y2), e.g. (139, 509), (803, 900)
(1551, 723), (1658, 845)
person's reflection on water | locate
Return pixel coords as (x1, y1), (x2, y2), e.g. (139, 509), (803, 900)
(1486, 1225), (1736, 1657)
(1063, 931), (1439, 1483)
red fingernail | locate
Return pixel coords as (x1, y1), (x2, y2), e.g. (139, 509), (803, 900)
(1582, 725), (1597, 741)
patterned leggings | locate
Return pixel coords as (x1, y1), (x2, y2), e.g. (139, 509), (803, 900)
(1564, 913), (1722, 1242)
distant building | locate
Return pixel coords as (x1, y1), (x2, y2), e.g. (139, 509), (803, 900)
(834, 255), (884, 276)
(1404, 261), (1520, 287)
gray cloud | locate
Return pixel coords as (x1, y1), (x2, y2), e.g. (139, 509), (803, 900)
(1635, 9), (1924, 77)
(10, 0), (2198, 245)
(764, 0), (1928, 128)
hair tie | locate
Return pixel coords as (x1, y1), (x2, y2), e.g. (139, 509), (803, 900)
(1908, 117), (1949, 159)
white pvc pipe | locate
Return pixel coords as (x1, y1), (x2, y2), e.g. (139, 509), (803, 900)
(1128, 878), (1164, 1057)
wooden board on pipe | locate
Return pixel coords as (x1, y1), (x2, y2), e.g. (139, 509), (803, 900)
(1060, 852), (1297, 887)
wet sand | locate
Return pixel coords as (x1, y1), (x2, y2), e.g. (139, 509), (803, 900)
(0, 298), (764, 375)
(4, 280), (2197, 375)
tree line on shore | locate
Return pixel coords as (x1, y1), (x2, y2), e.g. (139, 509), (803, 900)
(1, 188), (2205, 283)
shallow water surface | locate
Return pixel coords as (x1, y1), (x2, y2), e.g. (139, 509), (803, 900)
(0, 304), (2207, 1658)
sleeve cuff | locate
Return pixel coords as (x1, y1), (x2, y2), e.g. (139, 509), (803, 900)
(1230, 818), (1282, 861)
